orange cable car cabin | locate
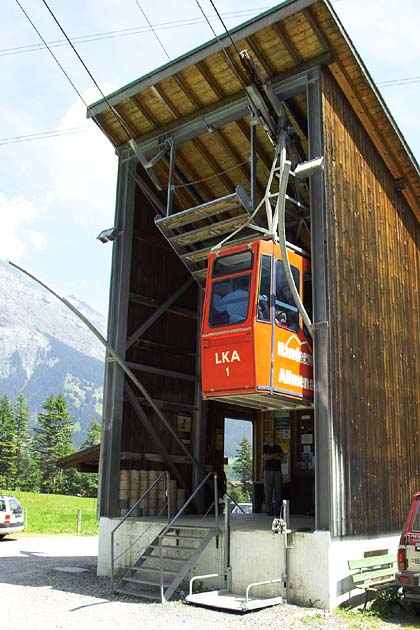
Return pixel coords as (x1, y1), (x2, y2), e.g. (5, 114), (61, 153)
(201, 239), (313, 411)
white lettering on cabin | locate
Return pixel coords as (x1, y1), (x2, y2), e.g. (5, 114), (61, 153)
(278, 368), (314, 391)
(277, 341), (313, 366)
(215, 350), (241, 364)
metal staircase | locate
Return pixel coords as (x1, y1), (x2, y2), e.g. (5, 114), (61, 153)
(155, 185), (262, 285)
(111, 471), (222, 603)
(114, 524), (218, 602)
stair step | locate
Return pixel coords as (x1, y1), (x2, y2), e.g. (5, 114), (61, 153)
(133, 566), (179, 576)
(114, 586), (160, 601)
(165, 534), (204, 541)
(123, 575), (171, 588)
(157, 555), (189, 562)
(168, 213), (250, 247)
(148, 544), (197, 551)
(155, 192), (243, 231)
(167, 525), (215, 531)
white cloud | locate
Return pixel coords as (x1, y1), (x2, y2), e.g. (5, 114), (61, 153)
(0, 193), (38, 260)
(30, 231), (47, 250)
(48, 84), (119, 232)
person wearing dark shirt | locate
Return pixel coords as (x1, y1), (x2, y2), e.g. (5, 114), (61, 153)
(263, 443), (283, 516)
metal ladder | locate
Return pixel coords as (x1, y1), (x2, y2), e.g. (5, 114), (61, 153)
(155, 185), (260, 285)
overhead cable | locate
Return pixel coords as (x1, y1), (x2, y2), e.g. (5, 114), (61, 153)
(194, 0), (246, 88)
(134, 1), (171, 61)
(1, 8), (272, 58)
(14, 0), (89, 108)
(0, 126), (91, 146)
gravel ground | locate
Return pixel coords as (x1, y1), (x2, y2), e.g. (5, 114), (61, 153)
(0, 534), (418, 630)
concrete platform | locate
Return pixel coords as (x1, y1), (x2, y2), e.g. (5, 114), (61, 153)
(127, 512), (315, 533)
(185, 589), (284, 613)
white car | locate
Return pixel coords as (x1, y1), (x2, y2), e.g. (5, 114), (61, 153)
(231, 502), (253, 514)
(0, 495), (24, 538)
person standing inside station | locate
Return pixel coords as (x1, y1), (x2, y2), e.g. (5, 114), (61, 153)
(263, 443), (283, 516)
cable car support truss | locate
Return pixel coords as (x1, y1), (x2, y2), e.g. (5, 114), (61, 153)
(155, 50), (323, 338)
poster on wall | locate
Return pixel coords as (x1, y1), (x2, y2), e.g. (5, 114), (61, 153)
(274, 412), (290, 482)
(177, 414), (191, 444)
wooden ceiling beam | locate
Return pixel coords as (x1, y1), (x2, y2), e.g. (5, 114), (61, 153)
(150, 85), (180, 119)
(272, 22), (302, 66)
(213, 128), (250, 183)
(303, 8), (330, 54)
(194, 137), (235, 193)
(131, 94), (159, 128)
(172, 73), (203, 109)
(195, 60), (226, 99)
(113, 103), (139, 138)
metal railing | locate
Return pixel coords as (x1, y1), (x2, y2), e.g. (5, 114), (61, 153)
(111, 470), (170, 592)
(158, 471), (219, 602)
(245, 578), (283, 603)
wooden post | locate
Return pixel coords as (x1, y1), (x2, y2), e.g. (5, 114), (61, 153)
(77, 509), (82, 533)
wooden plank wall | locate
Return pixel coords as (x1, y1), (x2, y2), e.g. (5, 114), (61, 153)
(322, 68), (420, 536)
(122, 177), (198, 480)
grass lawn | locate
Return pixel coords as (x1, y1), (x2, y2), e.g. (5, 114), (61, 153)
(4, 490), (99, 536)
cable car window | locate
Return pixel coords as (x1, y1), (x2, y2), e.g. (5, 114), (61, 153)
(275, 261), (300, 331)
(212, 250), (253, 278)
(209, 274), (251, 327)
(257, 255), (271, 323)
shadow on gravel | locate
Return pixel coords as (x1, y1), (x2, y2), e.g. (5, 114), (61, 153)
(0, 547), (157, 606)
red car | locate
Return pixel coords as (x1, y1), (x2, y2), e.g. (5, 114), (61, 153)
(397, 492), (420, 612)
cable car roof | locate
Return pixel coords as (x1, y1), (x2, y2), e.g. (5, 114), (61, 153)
(88, 0), (420, 222)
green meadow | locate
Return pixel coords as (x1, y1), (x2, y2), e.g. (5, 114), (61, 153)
(2, 491), (99, 536)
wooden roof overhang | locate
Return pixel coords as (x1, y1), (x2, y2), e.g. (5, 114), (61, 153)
(87, 0), (420, 222)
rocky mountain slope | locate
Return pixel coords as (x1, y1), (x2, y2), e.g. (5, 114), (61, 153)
(0, 261), (105, 446)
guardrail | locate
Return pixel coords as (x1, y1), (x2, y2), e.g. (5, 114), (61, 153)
(158, 471), (218, 601)
(111, 470), (169, 592)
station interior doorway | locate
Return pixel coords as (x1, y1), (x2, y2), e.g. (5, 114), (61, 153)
(224, 417), (254, 510)
(257, 409), (315, 517)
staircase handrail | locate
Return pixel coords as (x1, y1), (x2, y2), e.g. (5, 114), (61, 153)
(158, 471), (218, 601)
(111, 470), (169, 593)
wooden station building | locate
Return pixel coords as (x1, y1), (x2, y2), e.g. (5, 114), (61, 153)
(87, 0), (420, 609)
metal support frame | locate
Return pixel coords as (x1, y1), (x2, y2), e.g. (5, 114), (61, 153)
(128, 58), (330, 161)
(126, 361), (196, 382)
(192, 288), (207, 502)
(166, 140), (176, 216)
(250, 119), (257, 210)
(125, 384), (190, 492)
(99, 157), (136, 517)
(306, 67), (331, 531)
(126, 277), (194, 350)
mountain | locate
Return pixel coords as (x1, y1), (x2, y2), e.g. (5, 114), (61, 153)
(0, 261), (106, 446)
(224, 418), (253, 459)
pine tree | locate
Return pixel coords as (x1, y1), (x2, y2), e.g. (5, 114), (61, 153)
(33, 394), (75, 494)
(0, 395), (16, 488)
(232, 436), (253, 501)
(82, 420), (101, 448)
(11, 394), (31, 490)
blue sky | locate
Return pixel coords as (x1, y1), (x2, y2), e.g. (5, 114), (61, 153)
(1, 0), (419, 317)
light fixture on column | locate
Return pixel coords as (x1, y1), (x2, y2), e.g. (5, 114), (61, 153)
(96, 227), (122, 243)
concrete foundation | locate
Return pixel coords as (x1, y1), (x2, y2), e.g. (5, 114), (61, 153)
(97, 515), (400, 610)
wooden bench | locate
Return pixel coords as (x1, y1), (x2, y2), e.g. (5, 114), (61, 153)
(348, 552), (397, 608)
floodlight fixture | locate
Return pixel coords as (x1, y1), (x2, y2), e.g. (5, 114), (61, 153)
(293, 156), (324, 179)
(96, 227), (121, 244)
